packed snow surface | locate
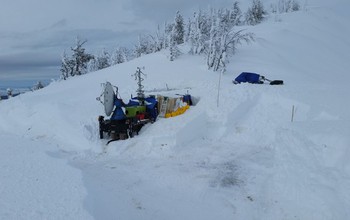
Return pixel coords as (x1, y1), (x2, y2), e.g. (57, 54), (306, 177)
(1, 0), (350, 219)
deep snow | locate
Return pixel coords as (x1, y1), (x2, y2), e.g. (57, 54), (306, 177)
(1, 0), (350, 219)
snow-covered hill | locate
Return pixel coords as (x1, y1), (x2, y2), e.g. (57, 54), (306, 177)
(1, 0), (350, 219)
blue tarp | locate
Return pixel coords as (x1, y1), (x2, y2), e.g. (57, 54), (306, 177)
(111, 99), (127, 120)
(234, 72), (262, 84)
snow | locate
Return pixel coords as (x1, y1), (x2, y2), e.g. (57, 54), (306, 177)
(0, 133), (92, 219)
(1, 0), (350, 219)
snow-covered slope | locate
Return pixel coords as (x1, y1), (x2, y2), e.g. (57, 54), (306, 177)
(1, 0), (350, 219)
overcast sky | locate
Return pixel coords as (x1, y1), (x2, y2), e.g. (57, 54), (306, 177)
(0, 0), (239, 88)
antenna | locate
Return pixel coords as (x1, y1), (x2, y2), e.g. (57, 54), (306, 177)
(132, 67), (146, 104)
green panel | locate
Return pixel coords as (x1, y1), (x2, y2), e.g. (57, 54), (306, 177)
(125, 106), (146, 118)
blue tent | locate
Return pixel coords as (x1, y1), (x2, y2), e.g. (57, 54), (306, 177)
(234, 72), (263, 84)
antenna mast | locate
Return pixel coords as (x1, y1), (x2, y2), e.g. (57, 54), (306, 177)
(133, 67), (146, 104)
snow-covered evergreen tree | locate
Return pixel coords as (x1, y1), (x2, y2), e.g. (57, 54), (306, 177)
(275, 0), (300, 13)
(163, 22), (174, 49)
(96, 49), (111, 70)
(32, 81), (44, 90)
(87, 49), (111, 72)
(173, 11), (185, 45)
(207, 14), (219, 70)
(71, 38), (94, 75)
(185, 17), (192, 43)
(60, 52), (74, 80)
(229, 1), (243, 26)
(206, 9), (254, 72)
(169, 26), (182, 61)
(134, 35), (155, 57)
(187, 13), (198, 54)
(151, 25), (165, 52)
(188, 10), (210, 55)
(111, 47), (129, 65)
(60, 38), (94, 79)
(245, 0), (267, 25)
(6, 88), (13, 96)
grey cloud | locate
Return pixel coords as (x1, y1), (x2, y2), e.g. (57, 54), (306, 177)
(0, 0), (238, 89)
(0, 52), (60, 85)
(0, 26), (144, 86)
(124, 0), (234, 23)
(46, 19), (68, 30)
(0, 53), (59, 70)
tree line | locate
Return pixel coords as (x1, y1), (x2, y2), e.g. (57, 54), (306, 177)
(60, 0), (300, 79)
